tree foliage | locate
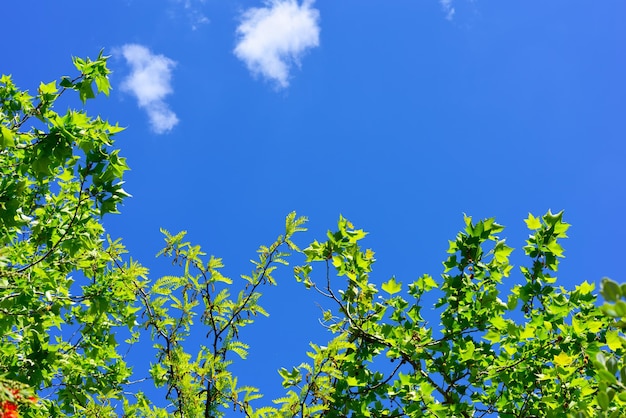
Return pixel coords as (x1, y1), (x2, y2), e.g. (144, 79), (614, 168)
(1, 54), (625, 417)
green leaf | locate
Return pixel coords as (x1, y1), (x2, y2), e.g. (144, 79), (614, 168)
(575, 280), (595, 295)
(346, 376), (362, 387)
(615, 300), (626, 317)
(76, 79), (96, 103)
(598, 369), (617, 385)
(525, 213), (542, 230)
(416, 274), (437, 291)
(38, 80), (58, 96)
(59, 76), (74, 88)
(483, 330), (501, 344)
(601, 303), (620, 318)
(95, 75), (110, 96)
(547, 240), (564, 257)
(553, 352), (574, 367)
(459, 340), (475, 362)
(382, 277), (402, 295)
(0, 125), (15, 148)
(494, 241), (513, 263)
(597, 390), (610, 410)
(602, 278), (622, 303)
(606, 330), (624, 351)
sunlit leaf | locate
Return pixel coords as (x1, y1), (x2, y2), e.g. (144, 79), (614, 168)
(382, 277), (402, 295)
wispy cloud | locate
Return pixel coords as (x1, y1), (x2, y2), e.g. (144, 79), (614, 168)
(440, 0), (455, 20)
(234, 0), (320, 88)
(173, 0), (209, 30)
(119, 44), (179, 134)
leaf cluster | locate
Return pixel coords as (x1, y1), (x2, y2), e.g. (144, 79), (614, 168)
(286, 211), (620, 417)
(0, 52), (142, 417)
(2, 54), (624, 418)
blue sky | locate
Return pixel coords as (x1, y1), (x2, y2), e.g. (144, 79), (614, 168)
(4, 0), (626, 411)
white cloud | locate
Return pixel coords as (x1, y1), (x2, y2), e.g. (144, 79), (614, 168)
(119, 44), (179, 134)
(234, 0), (320, 88)
(173, 0), (209, 30)
(440, 0), (455, 20)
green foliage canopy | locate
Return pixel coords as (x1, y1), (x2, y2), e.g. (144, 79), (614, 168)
(1, 54), (625, 418)
(1, 52), (141, 417)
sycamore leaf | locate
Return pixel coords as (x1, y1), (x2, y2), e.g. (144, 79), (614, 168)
(575, 280), (595, 295)
(572, 317), (584, 334)
(39, 80), (58, 96)
(519, 325), (535, 340)
(416, 274), (437, 291)
(553, 352), (574, 367)
(382, 277), (402, 295)
(587, 319), (604, 333)
(494, 242), (513, 263)
(460, 340), (475, 361)
(525, 213), (542, 230)
(0, 125), (15, 147)
(547, 240), (564, 257)
(483, 330), (501, 344)
(346, 376), (362, 387)
(606, 330), (624, 351)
